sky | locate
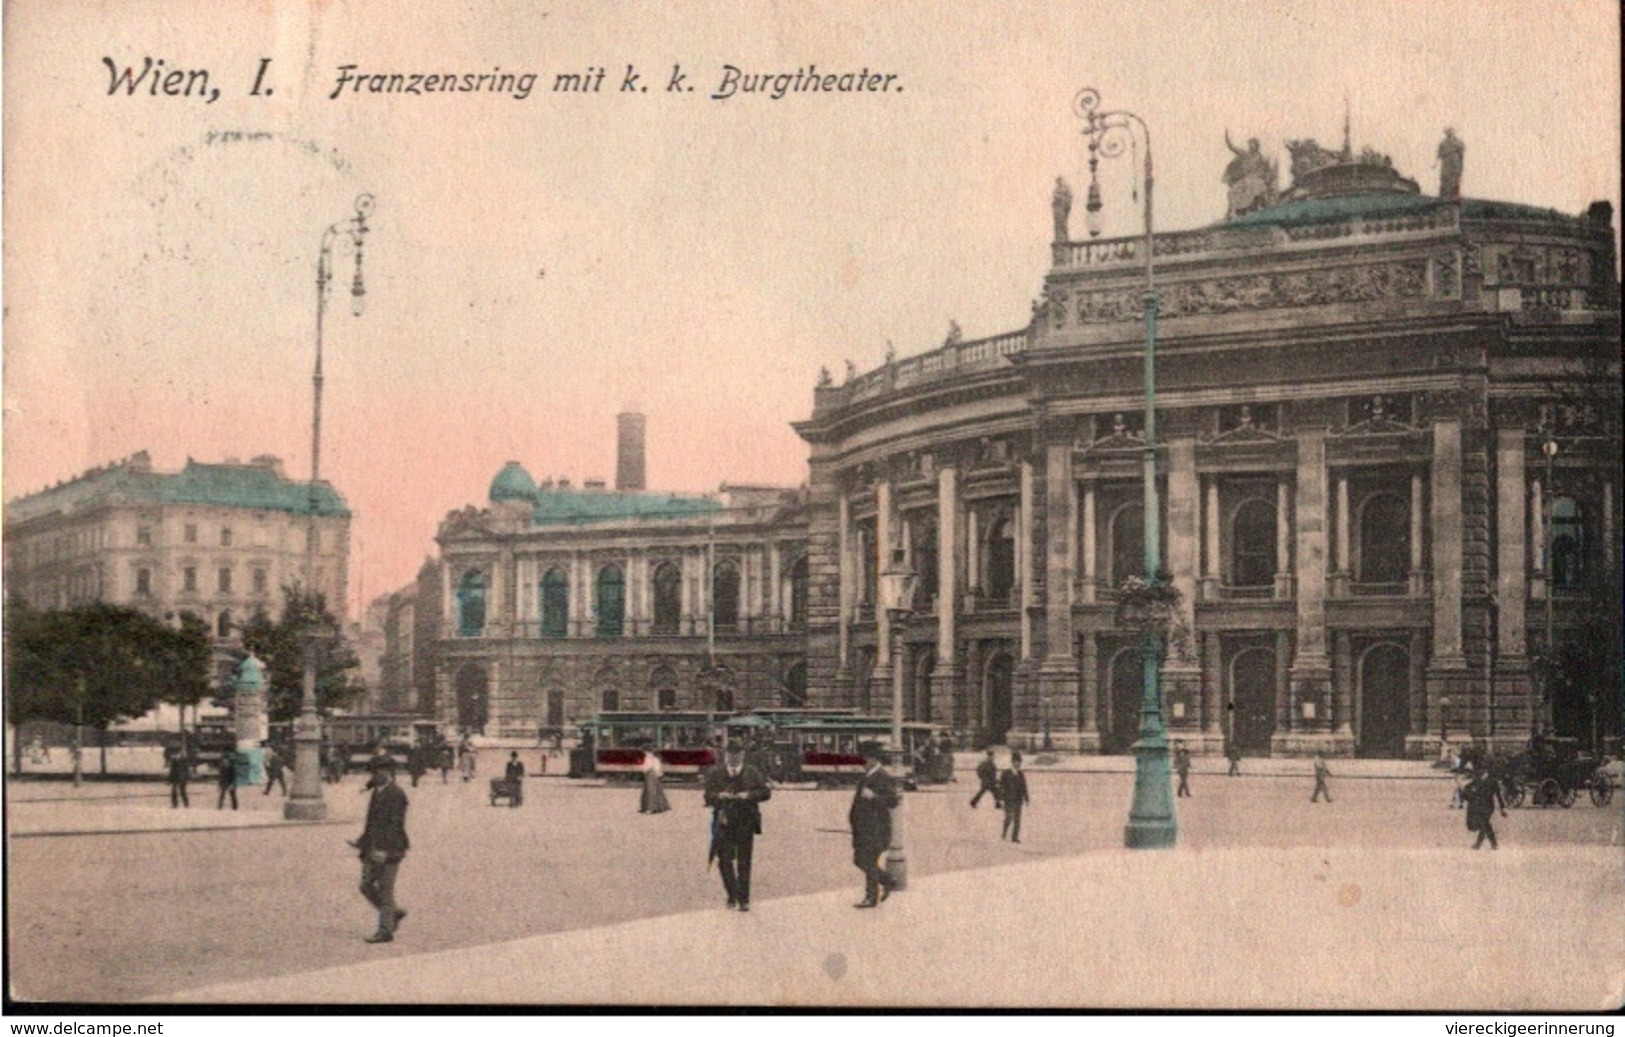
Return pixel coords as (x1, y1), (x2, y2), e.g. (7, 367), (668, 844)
(4, 0), (1619, 619)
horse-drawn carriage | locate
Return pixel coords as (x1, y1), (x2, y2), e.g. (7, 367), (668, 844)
(1495, 737), (1614, 808)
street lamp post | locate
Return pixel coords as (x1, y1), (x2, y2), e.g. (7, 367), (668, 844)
(286, 194), (374, 823)
(879, 549), (918, 889)
(1076, 86), (1176, 849)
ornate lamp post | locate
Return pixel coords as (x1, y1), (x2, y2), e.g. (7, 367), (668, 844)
(879, 548), (918, 888)
(1076, 86), (1176, 849)
(286, 194), (374, 822)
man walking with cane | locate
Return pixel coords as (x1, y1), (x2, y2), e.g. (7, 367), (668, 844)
(352, 758), (410, 943)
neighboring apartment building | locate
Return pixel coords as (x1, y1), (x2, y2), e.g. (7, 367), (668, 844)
(794, 129), (1620, 757)
(3, 451), (352, 693)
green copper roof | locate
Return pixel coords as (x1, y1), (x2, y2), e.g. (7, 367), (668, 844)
(531, 489), (721, 527)
(1223, 193), (1578, 229)
(5, 458), (349, 520)
(160, 462), (349, 516)
(489, 461), (539, 502)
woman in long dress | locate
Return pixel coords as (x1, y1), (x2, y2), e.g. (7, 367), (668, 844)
(639, 749), (671, 814)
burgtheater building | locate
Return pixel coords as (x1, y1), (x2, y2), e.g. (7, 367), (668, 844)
(431, 415), (811, 739)
(793, 131), (1620, 757)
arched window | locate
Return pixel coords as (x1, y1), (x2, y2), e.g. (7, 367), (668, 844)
(652, 562), (682, 635)
(455, 664), (489, 733)
(986, 514), (1016, 604)
(1110, 503), (1146, 585)
(1358, 494), (1409, 584)
(789, 556), (809, 630)
(649, 666), (679, 711)
(216, 610), (232, 639)
(1551, 497), (1586, 591)
(601, 689), (620, 711)
(539, 568), (568, 638)
(712, 561), (740, 631)
(595, 565), (625, 638)
(457, 570), (487, 637)
(1231, 499), (1276, 587)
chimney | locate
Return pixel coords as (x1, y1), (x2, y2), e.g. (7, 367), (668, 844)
(616, 411), (646, 491)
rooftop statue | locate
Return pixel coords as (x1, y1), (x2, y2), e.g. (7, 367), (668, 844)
(1051, 176), (1073, 242)
(1286, 138), (1344, 180)
(1223, 132), (1278, 218)
(1437, 127), (1464, 200)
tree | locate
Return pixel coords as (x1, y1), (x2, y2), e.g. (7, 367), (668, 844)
(160, 612), (214, 731)
(4, 600), (213, 782)
(237, 586), (364, 723)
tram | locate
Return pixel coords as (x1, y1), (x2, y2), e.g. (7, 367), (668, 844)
(770, 715), (953, 788)
(572, 711), (774, 779)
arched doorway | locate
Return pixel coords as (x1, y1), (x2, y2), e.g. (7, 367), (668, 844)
(1106, 647), (1142, 753)
(984, 651), (1014, 745)
(1357, 643), (1410, 757)
(454, 663), (489, 734)
(1229, 647), (1276, 754)
(782, 662), (807, 708)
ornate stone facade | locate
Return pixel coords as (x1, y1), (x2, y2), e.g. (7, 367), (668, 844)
(795, 141), (1620, 759)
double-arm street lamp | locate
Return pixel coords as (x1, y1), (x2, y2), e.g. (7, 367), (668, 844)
(1076, 86), (1176, 849)
(286, 194), (374, 822)
(879, 548), (918, 888)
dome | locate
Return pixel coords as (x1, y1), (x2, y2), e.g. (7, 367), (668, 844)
(488, 461), (538, 502)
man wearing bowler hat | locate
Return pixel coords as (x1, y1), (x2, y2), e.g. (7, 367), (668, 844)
(849, 740), (901, 908)
(351, 757), (410, 943)
(703, 741), (772, 912)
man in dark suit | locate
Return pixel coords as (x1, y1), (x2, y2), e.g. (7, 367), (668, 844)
(969, 748), (1002, 809)
(849, 741), (900, 908)
(703, 742), (772, 912)
(504, 750), (526, 807)
(1000, 751), (1030, 843)
(352, 759), (410, 943)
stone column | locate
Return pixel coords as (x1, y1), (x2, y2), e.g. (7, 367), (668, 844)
(1201, 631), (1222, 737)
(1604, 481), (1616, 569)
(768, 541), (781, 633)
(837, 494), (852, 669)
(1430, 419), (1467, 669)
(1164, 437), (1203, 725)
(1275, 478), (1294, 599)
(1275, 629), (1294, 735)
(1333, 629), (1354, 736)
(1494, 429), (1533, 737)
(1202, 477), (1221, 599)
(1079, 631), (1099, 747)
(966, 508), (981, 596)
(871, 481), (895, 708)
(1331, 473), (1351, 596)
(1038, 446), (1080, 746)
(935, 466), (961, 725)
(1409, 472), (1427, 594)
(571, 552), (586, 637)
(1019, 461), (1034, 661)
(1081, 482), (1098, 603)
(1529, 478), (1546, 600)
(1288, 430), (1332, 741)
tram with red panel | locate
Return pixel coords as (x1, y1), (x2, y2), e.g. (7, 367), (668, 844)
(774, 715), (951, 788)
(574, 711), (773, 779)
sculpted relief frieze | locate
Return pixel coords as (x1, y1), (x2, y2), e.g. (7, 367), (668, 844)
(1061, 259), (1431, 325)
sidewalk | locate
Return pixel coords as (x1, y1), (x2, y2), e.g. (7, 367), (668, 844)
(160, 843), (1623, 1010)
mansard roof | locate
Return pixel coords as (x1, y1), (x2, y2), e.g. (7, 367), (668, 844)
(530, 489), (721, 527)
(5, 456), (349, 524)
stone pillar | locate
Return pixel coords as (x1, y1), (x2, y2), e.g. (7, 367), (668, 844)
(1604, 481), (1617, 569)
(1409, 472), (1427, 594)
(1430, 420), (1467, 669)
(935, 466), (962, 725)
(1330, 473), (1351, 596)
(1079, 631), (1099, 747)
(1202, 477), (1221, 599)
(1201, 631), (1222, 738)
(838, 494), (852, 669)
(1038, 446), (1080, 747)
(1529, 478), (1546, 600)
(1494, 429), (1533, 737)
(1288, 432), (1332, 735)
(1275, 629), (1293, 736)
(1164, 437), (1203, 725)
(1081, 483), (1098, 603)
(1275, 477), (1294, 599)
(571, 552), (587, 637)
(875, 481), (893, 675)
(1019, 461), (1034, 662)
(1333, 629), (1354, 737)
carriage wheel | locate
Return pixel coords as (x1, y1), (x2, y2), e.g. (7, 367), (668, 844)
(1504, 782), (1525, 808)
(1536, 778), (1560, 807)
(1558, 786), (1577, 808)
(1591, 779), (1614, 807)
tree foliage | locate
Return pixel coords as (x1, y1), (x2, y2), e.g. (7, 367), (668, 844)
(237, 586), (364, 722)
(4, 599), (213, 731)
